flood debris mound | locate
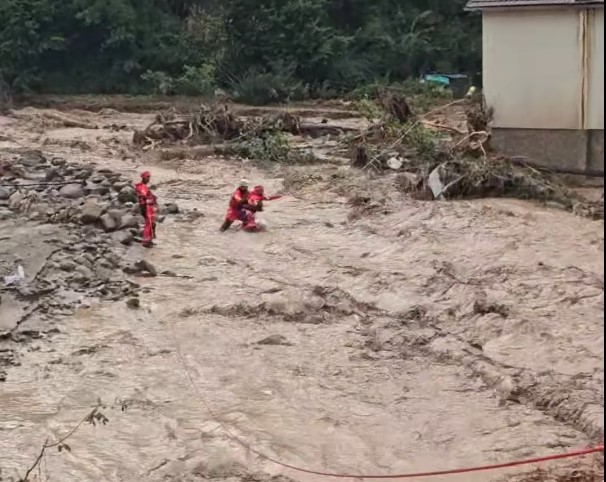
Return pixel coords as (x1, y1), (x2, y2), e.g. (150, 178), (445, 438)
(132, 103), (356, 155)
(348, 97), (603, 219)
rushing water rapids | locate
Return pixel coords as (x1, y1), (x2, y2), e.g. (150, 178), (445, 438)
(0, 104), (603, 482)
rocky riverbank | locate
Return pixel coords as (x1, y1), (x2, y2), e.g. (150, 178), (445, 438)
(0, 149), (176, 383)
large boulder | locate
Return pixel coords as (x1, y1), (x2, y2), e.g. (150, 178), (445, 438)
(59, 183), (85, 199)
(80, 201), (104, 225)
(16, 151), (45, 168)
(118, 186), (138, 204)
(113, 231), (134, 246)
(0, 187), (11, 200)
(120, 213), (140, 229)
(160, 203), (179, 215)
(99, 213), (118, 232)
(8, 191), (23, 210)
(84, 181), (110, 197)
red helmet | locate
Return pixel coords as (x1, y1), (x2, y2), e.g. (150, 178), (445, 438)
(141, 171), (151, 180)
(253, 185), (264, 193)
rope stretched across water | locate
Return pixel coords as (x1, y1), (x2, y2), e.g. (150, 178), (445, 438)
(168, 318), (603, 479)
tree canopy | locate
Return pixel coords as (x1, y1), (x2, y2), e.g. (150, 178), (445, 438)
(0, 0), (481, 99)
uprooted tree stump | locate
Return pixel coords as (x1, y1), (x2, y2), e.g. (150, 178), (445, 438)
(132, 104), (358, 149)
(132, 104), (245, 148)
(378, 89), (414, 124)
(350, 145), (370, 169)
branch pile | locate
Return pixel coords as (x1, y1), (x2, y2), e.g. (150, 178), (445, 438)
(348, 97), (603, 219)
(132, 104), (357, 150)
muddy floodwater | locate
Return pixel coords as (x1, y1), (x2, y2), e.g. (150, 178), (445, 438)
(0, 101), (604, 482)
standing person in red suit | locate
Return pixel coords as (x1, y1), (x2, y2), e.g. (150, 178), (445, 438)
(135, 171), (157, 247)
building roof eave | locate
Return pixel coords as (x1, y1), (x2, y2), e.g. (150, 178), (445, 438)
(466, 0), (604, 10)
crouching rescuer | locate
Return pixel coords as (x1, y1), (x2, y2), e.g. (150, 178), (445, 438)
(135, 171), (158, 247)
(220, 179), (253, 232)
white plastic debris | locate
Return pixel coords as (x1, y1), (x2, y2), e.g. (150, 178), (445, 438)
(3, 265), (25, 286)
(386, 157), (404, 170)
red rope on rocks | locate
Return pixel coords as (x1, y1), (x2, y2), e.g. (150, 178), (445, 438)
(170, 321), (604, 479)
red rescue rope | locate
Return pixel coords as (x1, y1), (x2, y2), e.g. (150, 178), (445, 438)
(170, 321), (604, 479)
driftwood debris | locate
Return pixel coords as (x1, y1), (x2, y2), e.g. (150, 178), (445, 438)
(132, 104), (357, 148)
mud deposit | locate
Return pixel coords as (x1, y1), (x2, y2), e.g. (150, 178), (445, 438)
(0, 101), (603, 482)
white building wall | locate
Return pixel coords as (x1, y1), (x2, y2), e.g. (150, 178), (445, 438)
(587, 8), (604, 130)
(483, 9), (583, 130)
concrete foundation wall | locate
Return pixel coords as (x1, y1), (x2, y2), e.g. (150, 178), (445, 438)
(589, 130), (604, 171)
(491, 128), (604, 173)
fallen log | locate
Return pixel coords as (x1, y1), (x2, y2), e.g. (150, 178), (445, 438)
(298, 122), (358, 138)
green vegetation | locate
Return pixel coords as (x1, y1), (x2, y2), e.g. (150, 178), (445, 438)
(0, 0), (481, 103)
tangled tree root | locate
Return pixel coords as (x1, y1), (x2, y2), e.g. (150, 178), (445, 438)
(132, 104), (357, 150)
(347, 94), (602, 219)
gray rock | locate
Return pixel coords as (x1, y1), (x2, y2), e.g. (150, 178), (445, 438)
(161, 203), (179, 215)
(99, 213), (118, 232)
(59, 183), (85, 199)
(106, 209), (126, 223)
(112, 230), (133, 246)
(133, 260), (157, 276)
(73, 265), (94, 284)
(126, 298), (140, 309)
(0, 187), (11, 200)
(118, 186), (137, 204)
(74, 169), (93, 180)
(8, 191), (23, 210)
(80, 201), (104, 224)
(84, 182), (110, 196)
(256, 335), (292, 346)
(45, 169), (62, 181)
(17, 152), (45, 167)
(59, 260), (77, 272)
(119, 214), (139, 229)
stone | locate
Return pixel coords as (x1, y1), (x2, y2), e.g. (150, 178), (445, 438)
(80, 201), (104, 224)
(73, 265), (94, 284)
(74, 169), (93, 180)
(59, 183), (85, 199)
(113, 231), (134, 246)
(133, 260), (157, 276)
(84, 182), (110, 197)
(99, 213), (118, 232)
(161, 203), (179, 215)
(120, 214), (139, 229)
(118, 186), (137, 204)
(8, 191), (23, 210)
(256, 335), (292, 346)
(45, 169), (62, 181)
(126, 298), (140, 309)
(59, 260), (77, 272)
(0, 187), (11, 200)
(17, 152), (45, 167)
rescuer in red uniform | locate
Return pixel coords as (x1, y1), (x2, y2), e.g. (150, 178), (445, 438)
(242, 185), (282, 231)
(135, 171), (157, 247)
(219, 179), (254, 232)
